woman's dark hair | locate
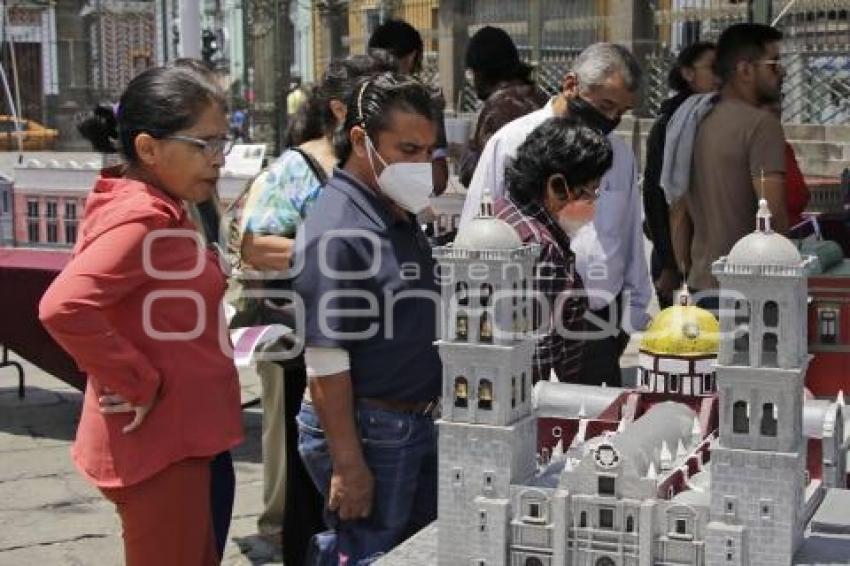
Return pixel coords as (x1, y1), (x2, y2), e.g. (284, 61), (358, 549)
(335, 72), (437, 163)
(368, 19), (423, 61)
(318, 52), (397, 139)
(506, 117), (613, 206)
(284, 84), (325, 147)
(667, 41), (716, 93)
(77, 65), (225, 162)
(466, 25), (534, 86)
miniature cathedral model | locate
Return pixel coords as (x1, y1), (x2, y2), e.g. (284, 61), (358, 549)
(411, 195), (850, 566)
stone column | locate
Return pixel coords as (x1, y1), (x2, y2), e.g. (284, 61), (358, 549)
(438, 0), (468, 113)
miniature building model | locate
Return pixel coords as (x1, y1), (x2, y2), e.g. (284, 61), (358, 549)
(380, 197), (850, 566)
(638, 292), (720, 396)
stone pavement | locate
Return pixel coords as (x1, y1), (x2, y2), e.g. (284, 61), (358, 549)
(0, 354), (284, 566)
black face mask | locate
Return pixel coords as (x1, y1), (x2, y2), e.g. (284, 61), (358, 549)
(568, 96), (621, 135)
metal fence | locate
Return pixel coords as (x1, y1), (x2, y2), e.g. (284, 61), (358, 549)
(418, 0), (850, 124)
(775, 0), (850, 124)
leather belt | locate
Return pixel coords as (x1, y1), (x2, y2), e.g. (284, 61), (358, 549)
(358, 397), (440, 416)
(301, 388), (440, 417)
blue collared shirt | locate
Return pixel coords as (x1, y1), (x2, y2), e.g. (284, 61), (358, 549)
(293, 169), (442, 402)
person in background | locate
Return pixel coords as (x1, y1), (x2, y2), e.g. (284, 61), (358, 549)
(460, 43), (651, 387)
(40, 65), (242, 566)
(287, 77), (308, 117)
(672, 24), (788, 302)
(762, 100), (809, 227)
(230, 107), (247, 142)
(368, 18), (450, 196)
(458, 26), (548, 187)
(496, 117), (613, 383)
(643, 42), (717, 308)
(294, 73), (441, 565)
(284, 84), (325, 148)
(237, 53), (394, 566)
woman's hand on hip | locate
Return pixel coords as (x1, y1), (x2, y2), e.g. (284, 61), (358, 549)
(98, 390), (155, 433)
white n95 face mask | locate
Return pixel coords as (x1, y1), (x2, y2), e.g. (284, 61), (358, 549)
(366, 135), (433, 214)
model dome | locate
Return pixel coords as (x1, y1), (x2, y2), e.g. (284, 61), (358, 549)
(640, 304), (720, 357)
(453, 187), (522, 250)
(727, 199), (802, 266)
(454, 217), (522, 250)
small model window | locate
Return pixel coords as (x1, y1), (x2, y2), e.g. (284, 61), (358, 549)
(479, 311), (493, 343)
(626, 516), (635, 533)
(456, 282), (469, 305)
(760, 403), (778, 437)
(820, 309), (838, 344)
(478, 380), (493, 410)
(454, 377), (469, 408)
(480, 283), (493, 307)
(599, 508), (614, 529)
(579, 511), (587, 528)
(456, 312), (468, 341)
(762, 333), (778, 367)
(598, 476), (615, 496)
(522, 497), (546, 524)
(733, 401), (749, 434)
(724, 496), (736, 517)
(763, 301), (779, 327)
(761, 499), (772, 519)
(521, 373), (527, 403)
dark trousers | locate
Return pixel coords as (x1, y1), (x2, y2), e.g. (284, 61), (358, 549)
(282, 363), (326, 566)
(578, 296), (629, 387)
(210, 450), (235, 559)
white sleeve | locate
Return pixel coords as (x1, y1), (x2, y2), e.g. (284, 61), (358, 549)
(623, 158), (653, 332)
(304, 347), (351, 378)
(460, 136), (504, 230)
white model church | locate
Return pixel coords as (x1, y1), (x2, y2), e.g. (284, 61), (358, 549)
(403, 197), (850, 566)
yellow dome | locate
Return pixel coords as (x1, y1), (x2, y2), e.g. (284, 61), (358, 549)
(640, 305), (720, 357)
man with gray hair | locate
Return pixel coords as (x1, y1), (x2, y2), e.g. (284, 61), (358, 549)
(458, 42), (652, 386)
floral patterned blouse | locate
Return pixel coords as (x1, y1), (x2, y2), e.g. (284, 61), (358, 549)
(243, 148), (325, 237)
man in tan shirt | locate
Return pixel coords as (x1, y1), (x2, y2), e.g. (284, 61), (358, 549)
(673, 23), (788, 294)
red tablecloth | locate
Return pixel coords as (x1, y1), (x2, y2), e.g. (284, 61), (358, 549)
(0, 247), (87, 391)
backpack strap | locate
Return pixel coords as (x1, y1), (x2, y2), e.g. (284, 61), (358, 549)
(290, 146), (329, 186)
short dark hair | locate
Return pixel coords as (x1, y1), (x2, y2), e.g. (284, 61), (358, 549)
(335, 72), (437, 164)
(668, 41), (716, 92)
(77, 65), (225, 162)
(368, 19), (423, 60)
(506, 117), (613, 206)
(317, 52), (397, 137)
(714, 23), (782, 84)
(465, 25), (533, 84)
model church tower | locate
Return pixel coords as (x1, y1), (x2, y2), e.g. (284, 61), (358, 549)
(706, 200), (816, 566)
(431, 190), (539, 566)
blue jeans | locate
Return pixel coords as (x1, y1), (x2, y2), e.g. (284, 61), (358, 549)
(297, 401), (438, 566)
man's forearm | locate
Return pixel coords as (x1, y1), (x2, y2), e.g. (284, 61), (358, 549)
(309, 372), (364, 469)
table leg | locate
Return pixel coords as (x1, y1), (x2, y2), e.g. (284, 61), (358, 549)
(1, 345), (25, 399)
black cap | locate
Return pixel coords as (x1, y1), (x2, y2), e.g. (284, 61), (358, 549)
(466, 26), (521, 72)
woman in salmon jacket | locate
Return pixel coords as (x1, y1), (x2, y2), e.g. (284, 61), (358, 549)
(39, 65), (243, 566)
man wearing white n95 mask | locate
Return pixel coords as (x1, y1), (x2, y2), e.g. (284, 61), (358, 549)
(459, 42), (652, 387)
(293, 73), (442, 565)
